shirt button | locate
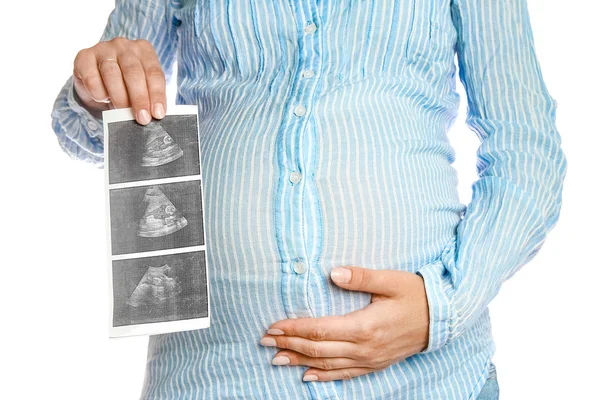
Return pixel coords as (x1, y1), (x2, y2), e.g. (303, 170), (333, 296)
(87, 120), (99, 131)
(293, 105), (306, 117)
(293, 261), (307, 274)
(304, 22), (317, 34)
(302, 69), (315, 78)
(289, 171), (302, 184)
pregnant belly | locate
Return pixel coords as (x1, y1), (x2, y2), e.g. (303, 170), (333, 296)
(195, 87), (465, 322)
(199, 129), (464, 320)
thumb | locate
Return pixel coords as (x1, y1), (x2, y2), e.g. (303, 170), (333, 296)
(330, 266), (405, 297)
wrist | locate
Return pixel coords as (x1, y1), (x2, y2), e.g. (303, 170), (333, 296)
(414, 259), (454, 354)
(72, 86), (105, 120)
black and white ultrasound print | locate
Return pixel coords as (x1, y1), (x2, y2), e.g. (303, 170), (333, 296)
(109, 180), (205, 256)
(107, 114), (201, 185)
(112, 251), (209, 327)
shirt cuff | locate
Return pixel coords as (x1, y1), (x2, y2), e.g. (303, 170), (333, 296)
(415, 258), (455, 354)
(50, 75), (105, 166)
(66, 76), (105, 136)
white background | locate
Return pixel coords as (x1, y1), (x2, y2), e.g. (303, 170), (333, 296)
(1, 1), (597, 399)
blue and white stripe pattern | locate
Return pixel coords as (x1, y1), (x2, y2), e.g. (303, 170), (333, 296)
(51, 1), (567, 399)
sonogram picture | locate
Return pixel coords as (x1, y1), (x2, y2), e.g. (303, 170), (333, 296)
(137, 186), (188, 238)
(140, 121), (183, 167)
(104, 105), (210, 338)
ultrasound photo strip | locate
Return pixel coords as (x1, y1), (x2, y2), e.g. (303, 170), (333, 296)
(103, 105), (210, 338)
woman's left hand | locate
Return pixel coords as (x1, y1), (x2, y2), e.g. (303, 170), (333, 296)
(260, 266), (431, 382)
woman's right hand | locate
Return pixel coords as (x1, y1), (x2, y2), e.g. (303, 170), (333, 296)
(72, 37), (167, 125)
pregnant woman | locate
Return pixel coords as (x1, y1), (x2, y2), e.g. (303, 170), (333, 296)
(50, 1), (566, 399)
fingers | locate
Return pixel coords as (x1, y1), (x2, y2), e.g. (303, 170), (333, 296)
(302, 367), (377, 382)
(72, 38), (167, 125)
(267, 314), (369, 343)
(118, 52), (151, 124)
(260, 334), (361, 359)
(271, 350), (364, 370)
(138, 41), (167, 119)
(73, 48), (110, 103)
(333, 266), (416, 297)
(98, 56), (129, 108)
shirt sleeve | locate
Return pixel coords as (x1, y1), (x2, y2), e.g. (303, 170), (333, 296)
(415, 0), (568, 354)
(50, 0), (181, 168)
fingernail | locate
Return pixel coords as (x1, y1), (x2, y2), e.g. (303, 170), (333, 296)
(331, 267), (352, 284)
(272, 356), (290, 365)
(267, 329), (284, 335)
(138, 109), (151, 125)
(153, 103), (165, 119)
(260, 337), (277, 347)
(303, 374), (318, 382)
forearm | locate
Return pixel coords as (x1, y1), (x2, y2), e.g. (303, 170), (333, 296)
(416, 0), (567, 353)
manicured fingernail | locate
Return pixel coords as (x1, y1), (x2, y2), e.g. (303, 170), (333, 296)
(331, 267), (352, 284)
(138, 109), (151, 125)
(153, 103), (165, 119)
(272, 356), (290, 365)
(260, 337), (277, 346)
(267, 329), (284, 335)
(303, 374), (318, 382)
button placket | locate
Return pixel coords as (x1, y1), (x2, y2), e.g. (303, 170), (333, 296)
(274, 11), (323, 323)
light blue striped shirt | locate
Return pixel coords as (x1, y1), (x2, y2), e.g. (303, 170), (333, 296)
(50, 0), (567, 399)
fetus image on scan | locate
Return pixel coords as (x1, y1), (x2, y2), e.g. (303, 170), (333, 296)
(126, 264), (182, 308)
(140, 121), (184, 167)
(137, 186), (188, 238)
